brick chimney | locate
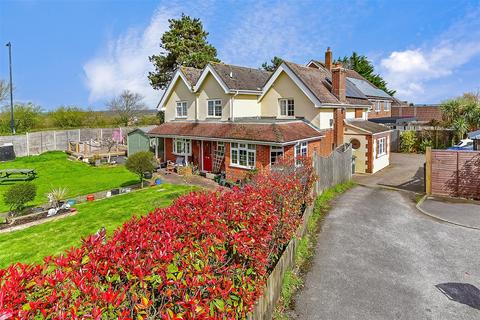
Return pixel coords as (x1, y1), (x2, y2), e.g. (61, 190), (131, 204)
(333, 108), (345, 148)
(325, 47), (332, 71)
(332, 63), (346, 103)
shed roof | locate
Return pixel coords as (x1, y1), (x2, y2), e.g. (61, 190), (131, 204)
(345, 119), (391, 134)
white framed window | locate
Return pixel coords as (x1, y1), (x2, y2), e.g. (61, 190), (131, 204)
(377, 137), (387, 156)
(375, 101), (381, 112)
(279, 99), (295, 117)
(230, 143), (255, 168)
(270, 146), (284, 165)
(294, 141), (308, 165)
(207, 99), (222, 117)
(173, 138), (191, 156)
(384, 101), (391, 111)
(176, 101), (188, 118)
(216, 141), (225, 152)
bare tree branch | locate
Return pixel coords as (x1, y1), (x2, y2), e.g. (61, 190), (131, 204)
(106, 90), (146, 126)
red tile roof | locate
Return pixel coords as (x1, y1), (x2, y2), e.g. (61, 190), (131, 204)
(148, 121), (325, 144)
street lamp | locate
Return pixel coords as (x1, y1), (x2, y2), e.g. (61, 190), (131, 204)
(5, 42), (15, 134)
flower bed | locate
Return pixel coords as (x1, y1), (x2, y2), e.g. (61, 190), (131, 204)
(0, 158), (315, 319)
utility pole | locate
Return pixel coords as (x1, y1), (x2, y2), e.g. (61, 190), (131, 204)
(6, 42), (15, 134)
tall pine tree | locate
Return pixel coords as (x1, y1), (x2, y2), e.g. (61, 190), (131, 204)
(148, 14), (219, 90)
(336, 52), (396, 96)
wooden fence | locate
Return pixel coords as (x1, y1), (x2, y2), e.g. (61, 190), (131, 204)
(426, 147), (480, 199)
(313, 143), (353, 193)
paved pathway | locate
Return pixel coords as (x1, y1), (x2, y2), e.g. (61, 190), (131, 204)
(291, 186), (480, 320)
(419, 197), (480, 229)
(354, 153), (425, 193)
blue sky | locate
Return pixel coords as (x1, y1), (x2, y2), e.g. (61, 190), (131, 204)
(1, 0), (479, 110)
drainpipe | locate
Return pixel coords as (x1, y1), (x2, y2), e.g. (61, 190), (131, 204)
(231, 90), (239, 122)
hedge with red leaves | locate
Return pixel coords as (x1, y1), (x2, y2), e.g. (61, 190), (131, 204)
(0, 158), (315, 319)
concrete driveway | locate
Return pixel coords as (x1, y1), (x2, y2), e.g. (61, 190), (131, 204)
(354, 153), (425, 193)
(291, 186), (480, 320)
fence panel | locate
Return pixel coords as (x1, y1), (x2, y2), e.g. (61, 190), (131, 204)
(0, 126), (157, 158)
(429, 149), (480, 199)
(314, 144), (352, 193)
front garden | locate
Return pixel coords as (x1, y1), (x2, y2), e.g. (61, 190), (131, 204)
(0, 158), (316, 319)
(0, 151), (138, 213)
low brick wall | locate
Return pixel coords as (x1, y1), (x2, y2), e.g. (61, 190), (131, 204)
(248, 204), (314, 320)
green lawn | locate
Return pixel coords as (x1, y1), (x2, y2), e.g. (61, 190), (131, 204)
(0, 184), (193, 268)
(0, 151), (139, 213)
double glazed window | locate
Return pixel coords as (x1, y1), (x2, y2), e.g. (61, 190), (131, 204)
(375, 101), (381, 112)
(270, 146), (284, 165)
(384, 101), (391, 111)
(231, 143), (255, 168)
(208, 100), (222, 117)
(279, 99), (295, 117)
(173, 138), (191, 155)
(176, 101), (188, 118)
(377, 137), (387, 156)
(294, 141), (308, 165)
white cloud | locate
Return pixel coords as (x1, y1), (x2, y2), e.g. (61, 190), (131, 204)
(379, 9), (480, 102)
(83, 6), (179, 108)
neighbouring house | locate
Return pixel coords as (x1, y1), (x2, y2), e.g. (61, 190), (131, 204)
(307, 48), (397, 119)
(149, 48), (391, 181)
(468, 130), (480, 151)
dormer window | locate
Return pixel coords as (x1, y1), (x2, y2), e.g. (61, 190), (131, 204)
(279, 99), (294, 117)
(176, 101), (188, 118)
(207, 99), (222, 117)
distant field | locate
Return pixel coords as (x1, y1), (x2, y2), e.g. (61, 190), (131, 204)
(0, 151), (138, 213)
(0, 184), (193, 267)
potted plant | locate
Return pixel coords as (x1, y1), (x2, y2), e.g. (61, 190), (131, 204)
(47, 187), (67, 210)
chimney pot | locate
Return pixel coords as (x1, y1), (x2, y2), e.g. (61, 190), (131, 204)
(325, 47), (333, 71)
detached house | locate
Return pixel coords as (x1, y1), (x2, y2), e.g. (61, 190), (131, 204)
(149, 48), (392, 180)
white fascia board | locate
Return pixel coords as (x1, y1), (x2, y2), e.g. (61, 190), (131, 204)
(306, 60), (323, 68)
(193, 64), (230, 94)
(259, 63), (323, 106)
(157, 70), (192, 110)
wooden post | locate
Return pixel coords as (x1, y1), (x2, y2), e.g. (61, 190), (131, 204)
(425, 147), (432, 195)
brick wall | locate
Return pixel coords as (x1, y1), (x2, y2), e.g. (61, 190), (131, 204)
(224, 143), (271, 182)
(333, 109), (345, 148)
(392, 106), (443, 122)
(367, 101), (392, 119)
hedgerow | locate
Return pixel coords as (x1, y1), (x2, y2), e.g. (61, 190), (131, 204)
(0, 158), (315, 319)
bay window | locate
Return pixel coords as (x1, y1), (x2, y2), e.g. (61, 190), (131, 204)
(173, 138), (191, 155)
(230, 143), (255, 168)
(208, 99), (222, 117)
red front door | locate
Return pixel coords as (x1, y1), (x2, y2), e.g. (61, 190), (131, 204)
(203, 141), (212, 172)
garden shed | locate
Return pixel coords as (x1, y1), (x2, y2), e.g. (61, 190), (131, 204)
(127, 129), (150, 156)
(127, 128), (164, 160)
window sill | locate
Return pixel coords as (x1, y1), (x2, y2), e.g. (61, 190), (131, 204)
(376, 153), (387, 158)
(175, 116), (187, 119)
(173, 152), (192, 157)
(206, 116), (222, 119)
(229, 164), (255, 170)
(277, 115), (295, 119)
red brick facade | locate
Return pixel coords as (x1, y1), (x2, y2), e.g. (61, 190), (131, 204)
(367, 101), (392, 119)
(163, 137), (329, 182)
(391, 106), (443, 122)
(333, 108), (345, 148)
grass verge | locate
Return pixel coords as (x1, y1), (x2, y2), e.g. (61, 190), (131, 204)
(273, 181), (356, 319)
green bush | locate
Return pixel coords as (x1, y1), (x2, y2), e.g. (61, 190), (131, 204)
(125, 151), (156, 187)
(400, 131), (417, 153)
(418, 139), (434, 154)
(3, 182), (37, 216)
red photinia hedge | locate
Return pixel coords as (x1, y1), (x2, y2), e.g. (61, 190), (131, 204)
(0, 158), (315, 319)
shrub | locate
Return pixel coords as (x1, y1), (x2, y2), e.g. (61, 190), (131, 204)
(0, 158), (315, 319)
(3, 182), (37, 216)
(400, 130), (417, 153)
(418, 139), (434, 154)
(47, 187), (67, 208)
(125, 151), (156, 187)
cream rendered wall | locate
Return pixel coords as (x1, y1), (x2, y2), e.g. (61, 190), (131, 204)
(233, 94), (260, 118)
(372, 135), (390, 173)
(164, 78), (196, 122)
(260, 72), (321, 127)
(318, 109), (334, 130)
(197, 73), (231, 121)
(344, 131), (367, 174)
(346, 109), (355, 120)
